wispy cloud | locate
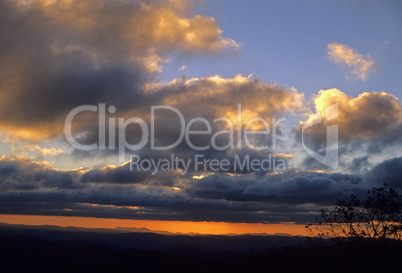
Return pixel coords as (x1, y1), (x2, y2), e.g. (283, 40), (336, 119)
(327, 42), (374, 81)
(23, 145), (63, 157)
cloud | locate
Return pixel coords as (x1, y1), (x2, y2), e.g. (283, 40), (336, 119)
(0, 153), (401, 223)
(22, 145), (63, 157)
(366, 156), (402, 188)
(299, 88), (401, 147)
(185, 170), (364, 206)
(159, 74), (304, 120)
(327, 42), (375, 81)
(0, 156), (80, 192)
(0, 155), (370, 223)
(0, 1), (400, 226)
(0, 0), (238, 141)
(0, 0), (304, 171)
(297, 88), (402, 172)
(80, 161), (182, 187)
(68, 74), (304, 166)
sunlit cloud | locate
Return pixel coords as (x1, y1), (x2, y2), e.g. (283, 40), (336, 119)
(0, 0), (239, 141)
(327, 42), (375, 81)
(23, 145), (63, 157)
(299, 88), (401, 145)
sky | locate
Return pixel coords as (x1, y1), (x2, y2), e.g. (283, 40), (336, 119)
(0, 0), (401, 235)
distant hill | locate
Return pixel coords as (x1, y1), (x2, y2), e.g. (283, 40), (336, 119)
(1, 222), (400, 272)
(0, 222), (306, 252)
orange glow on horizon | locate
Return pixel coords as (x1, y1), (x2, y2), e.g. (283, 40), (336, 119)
(0, 214), (308, 236)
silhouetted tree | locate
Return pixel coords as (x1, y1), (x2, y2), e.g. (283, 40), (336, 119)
(306, 184), (402, 242)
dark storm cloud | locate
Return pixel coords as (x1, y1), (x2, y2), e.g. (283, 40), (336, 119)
(0, 157), (81, 191)
(80, 161), (181, 186)
(0, 188), (319, 223)
(3, 155), (394, 223)
(185, 171), (365, 206)
(366, 156), (402, 188)
(346, 156), (371, 173)
(365, 123), (402, 153)
(300, 145), (374, 173)
(0, 155), (401, 223)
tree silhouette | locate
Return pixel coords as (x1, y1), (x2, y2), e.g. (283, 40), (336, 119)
(306, 184), (402, 242)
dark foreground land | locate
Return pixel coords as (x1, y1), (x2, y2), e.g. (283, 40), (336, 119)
(0, 223), (400, 273)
